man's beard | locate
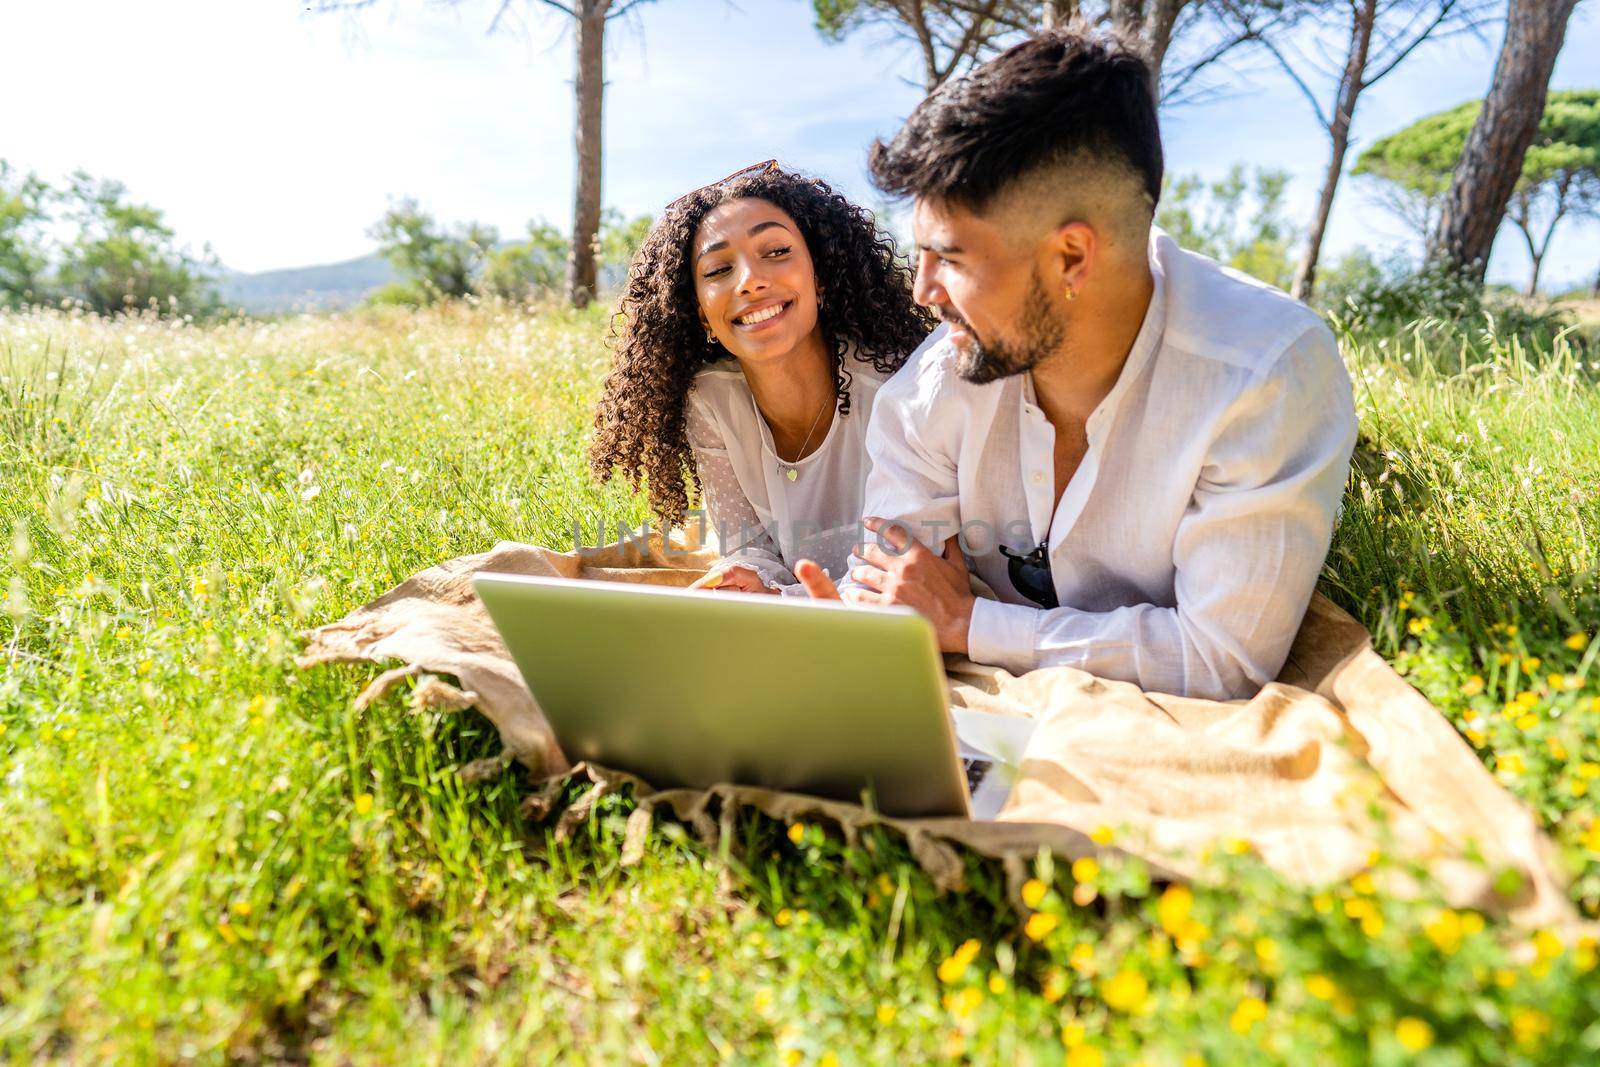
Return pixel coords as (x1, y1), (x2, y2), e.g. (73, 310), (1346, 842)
(947, 271), (1066, 386)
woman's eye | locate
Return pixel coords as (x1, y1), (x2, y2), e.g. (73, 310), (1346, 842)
(763, 246), (792, 258)
(702, 264), (730, 279)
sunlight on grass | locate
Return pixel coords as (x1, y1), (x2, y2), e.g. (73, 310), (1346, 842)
(3, 303), (1598, 1061)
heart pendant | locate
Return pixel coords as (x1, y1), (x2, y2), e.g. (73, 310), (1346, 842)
(785, 467), (798, 482)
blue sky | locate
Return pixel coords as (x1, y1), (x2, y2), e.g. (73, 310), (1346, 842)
(3, 0), (1595, 290)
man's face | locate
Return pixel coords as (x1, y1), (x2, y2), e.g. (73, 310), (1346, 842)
(911, 198), (1064, 385)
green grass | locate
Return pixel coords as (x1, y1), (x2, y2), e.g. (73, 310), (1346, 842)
(2, 303), (1599, 1064)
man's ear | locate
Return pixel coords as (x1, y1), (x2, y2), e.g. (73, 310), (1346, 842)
(1044, 221), (1097, 300)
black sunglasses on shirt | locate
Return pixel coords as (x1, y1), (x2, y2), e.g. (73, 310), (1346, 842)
(998, 540), (1058, 609)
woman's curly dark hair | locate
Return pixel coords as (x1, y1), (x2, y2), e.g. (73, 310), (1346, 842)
(588, 166), (936, 529)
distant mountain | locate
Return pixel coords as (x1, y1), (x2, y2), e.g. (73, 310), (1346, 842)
(215, 248), (630, 315)
(215, 254), (397, 314)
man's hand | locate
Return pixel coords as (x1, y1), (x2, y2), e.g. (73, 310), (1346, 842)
(688, 565), (778, 594)
(841, 516), (975, 654)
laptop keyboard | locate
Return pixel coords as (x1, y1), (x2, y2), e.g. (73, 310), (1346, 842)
(963, 757), (993, 796)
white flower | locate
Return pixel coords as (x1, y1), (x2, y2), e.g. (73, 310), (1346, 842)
(300, 485), (321, 502)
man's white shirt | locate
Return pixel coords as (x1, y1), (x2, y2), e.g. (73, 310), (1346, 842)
(840, 228), (1359, 700)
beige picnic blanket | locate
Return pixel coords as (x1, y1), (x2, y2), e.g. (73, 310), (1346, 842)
(297, 525), (1577, 928)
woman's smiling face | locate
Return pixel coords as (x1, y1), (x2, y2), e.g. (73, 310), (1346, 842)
(691, 197), (821, 363)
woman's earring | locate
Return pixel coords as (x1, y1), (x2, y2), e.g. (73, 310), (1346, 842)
(1063, 285), (1078, 302)
(703, 323), (715, 344)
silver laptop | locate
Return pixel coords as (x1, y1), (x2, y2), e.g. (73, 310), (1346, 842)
(473, 573), (1032, 819)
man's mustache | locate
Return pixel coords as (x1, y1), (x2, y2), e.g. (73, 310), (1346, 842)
(935, 305), (973, 333)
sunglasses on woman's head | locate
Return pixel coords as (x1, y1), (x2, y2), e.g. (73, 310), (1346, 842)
(666, 159), (779, 212)
(998, 541), (1057, 609)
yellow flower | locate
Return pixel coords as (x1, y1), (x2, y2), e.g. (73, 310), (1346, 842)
(231, 901), (252, 917)
(1305, 974), (1336, 1001)
(1066, 1046), (1103, 1067)
(1565, 632), (1588, 651)
(1511, 1007), (1551, 1047)
(877, 873), (895, 896)
(988, 973), (1006, 994)
(1090, 824), (1115, 845)
(1395, 1017), (1434, 1052)
(354, 793), (374, 815)
(1351, 872), (1376, 895)
(1024, 912), (1059, 942)
(781, 1049), (801, 1067)
(753, 987), (774, 1014)
(1461, 674), (1485, 696)
(1253, 937), (1280, 970)
(1157, 884), (1194, 937)
(1102, 970), (1149, 1013)
(876, 1002), (897, 1024)
(1061, 1021), (1085, 1047)
(1516, 690), (1539, 707)
(775, 908), (792, 927)
(1547, 737), (1568, 761)
(1071, 857), (1099, 884)
(1070, 941), (1096, 976)
(1408, 616), (1432, 635)
(1493, 968), (1517, 989)
(1312, 893), (1333, 915)
(1361, 912), (1385, 938)
(787, 822), (806, 845)
(1533, 929), (1563, 961)
(115, 625), (132, 640)
(938, 939), (981, 982)
(1222, 836), (1252, 856)
(946, 986), (983, 1019)
(1521, 656), (1541, 674)
(1424, 909), (1463, 955)
(1229, 996), (1267, 1035)
(1515, 711), (1539, 730)
(819, 1054), (839, 1067)
(1021, 878), (1048, 908)
(136, 659), (153, 676)
(1581, 821), (1600, 855)
(1496, 752), (1526, 777)
(1578, 762), (1600, 780)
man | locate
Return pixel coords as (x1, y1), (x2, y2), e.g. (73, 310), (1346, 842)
(794, 28), (1358, 701)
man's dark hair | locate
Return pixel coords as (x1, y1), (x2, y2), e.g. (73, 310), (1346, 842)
(869, 28), (1162, 215)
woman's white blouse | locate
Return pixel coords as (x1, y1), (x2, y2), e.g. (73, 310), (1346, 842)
(685, 357), (890, 596)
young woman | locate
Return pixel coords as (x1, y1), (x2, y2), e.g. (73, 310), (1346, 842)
(590, 163), (934, 594)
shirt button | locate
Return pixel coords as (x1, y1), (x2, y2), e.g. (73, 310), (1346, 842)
(1032, 471), (1045, 485)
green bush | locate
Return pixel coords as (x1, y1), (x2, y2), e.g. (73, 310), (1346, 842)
(1324, 255), (1575, 352)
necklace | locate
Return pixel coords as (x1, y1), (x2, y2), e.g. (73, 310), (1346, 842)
(776, 391), (833, 482)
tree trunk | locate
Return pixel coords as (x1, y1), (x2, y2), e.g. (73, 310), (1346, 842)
(1140, 0), (1187, 99)
(1291, 0), (1375, 302)
(567, 1), (609, 309)
(1427, 0), (1580, 281)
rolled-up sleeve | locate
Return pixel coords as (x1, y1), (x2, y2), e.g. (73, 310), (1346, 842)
(836, 364), (963, 601)
(969, 323), (1357, 698)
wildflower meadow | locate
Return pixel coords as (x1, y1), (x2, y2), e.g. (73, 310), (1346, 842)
(3, 301), (1600, 1063)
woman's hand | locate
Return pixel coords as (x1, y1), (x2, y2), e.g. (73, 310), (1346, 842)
(689, 565), (779, 594)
